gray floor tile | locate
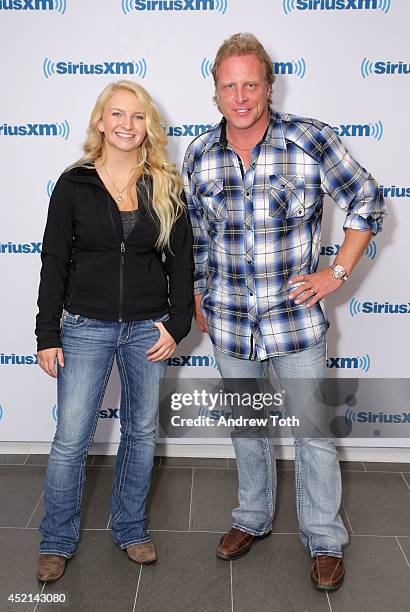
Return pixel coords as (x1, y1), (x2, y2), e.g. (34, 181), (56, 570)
(232, 534), (329, 612)
(91, 454), (161, 466)
(0, 466), (45, 527)
(363, 462), (410, 473)
(135, 531), (231, 612)
(329, 536), (410, 612)
(190, 468), (238, 531)
(189, 467), (300, 534)
(342, 471), (410, 536)
(272, 470), (299, 533)
(26, 453), (94, 466)
(0, 529), (43, 612)
(227, 458), (296, 470)
(147, 466), (193, 531)
(38, 531), (140, 612)
(340, 461), (365, 471)
(161, 456), (228, 468)
(28, 466), (113, 530)
(0, 454), (28, 465)
(91, 455), (116, 466)
(397, 537), (410, 568)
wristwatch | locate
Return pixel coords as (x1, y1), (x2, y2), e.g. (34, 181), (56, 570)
(330, 263), (349, 281)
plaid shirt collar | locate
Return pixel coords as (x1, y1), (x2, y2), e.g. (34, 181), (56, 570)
(203, 109), (287, 154)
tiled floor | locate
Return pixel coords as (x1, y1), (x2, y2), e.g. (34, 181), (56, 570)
(0, 454), (409, 612)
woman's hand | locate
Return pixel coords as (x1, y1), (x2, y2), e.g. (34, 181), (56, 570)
(146, 323), (177, 362)
(37, 348), (65, 378)
(194, 294), (208, 333)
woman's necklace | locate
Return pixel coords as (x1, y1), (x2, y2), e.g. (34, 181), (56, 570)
(103, 165), (133, 205)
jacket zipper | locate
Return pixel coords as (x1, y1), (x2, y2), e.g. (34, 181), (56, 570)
(107, 195), (126, 323)
(119, 242), (125, 322)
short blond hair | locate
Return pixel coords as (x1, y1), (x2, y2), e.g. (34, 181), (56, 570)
(212, 32), (275, 101)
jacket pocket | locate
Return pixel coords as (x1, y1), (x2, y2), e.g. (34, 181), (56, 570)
(268, 174), (305, 220)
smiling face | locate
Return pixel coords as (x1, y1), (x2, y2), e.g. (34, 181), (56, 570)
(215, 54), (270, 137)
(97, 88), (147, 156)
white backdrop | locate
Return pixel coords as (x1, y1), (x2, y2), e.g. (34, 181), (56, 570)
(0, 0), (409, 450)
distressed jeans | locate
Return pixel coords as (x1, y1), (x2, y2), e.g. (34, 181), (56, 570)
(39, 312), (167, 558)
(214, 335), (348, 558)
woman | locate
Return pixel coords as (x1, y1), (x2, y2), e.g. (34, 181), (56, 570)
(35, 80), (193, 582)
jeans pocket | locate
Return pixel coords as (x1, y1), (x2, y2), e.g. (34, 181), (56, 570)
(151, 313), (170, 327)
(62, 310), (91, 328)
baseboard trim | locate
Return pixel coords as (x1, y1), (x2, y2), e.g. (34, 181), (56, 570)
(0, 441), (409, 463)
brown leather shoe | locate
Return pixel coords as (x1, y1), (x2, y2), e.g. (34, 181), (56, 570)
(311, 555), (345, 591)
(216, 528), (254, 560)
(127, 541), (157, 565)
(36, 554), (67, 583)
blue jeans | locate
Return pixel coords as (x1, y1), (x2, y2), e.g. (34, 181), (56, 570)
(214, 335), (349, 558)
(39, 312), (167, 558)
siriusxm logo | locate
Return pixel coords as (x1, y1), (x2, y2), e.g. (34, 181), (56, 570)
(283, 0), (390, 14)
(167, 124), (213, 137)
(201, 57), (306, 79)
(0, 120), (70, 140)
(0, 242), (41, 254)
(379, 185), (410, 199)
(332, 121), (383, 141)
(43, 58), (147, 79)
(0, 0), (66, 12)
(121, 0), (227, 13)
(327, 354), (371, 372)
(47, 180), (55, 198)
(167, 354), (218, 368)
(320, 241), (376, 260)
(345, 409), (410, 425)
(52, 404), (119, 422)
(361, 58), (409, 79)
(0, 353), (38, 365)
(350, 298), (410, 316)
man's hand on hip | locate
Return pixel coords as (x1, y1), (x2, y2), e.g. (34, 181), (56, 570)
(288, 269), (344, 308)
(194, 294), (209, 332)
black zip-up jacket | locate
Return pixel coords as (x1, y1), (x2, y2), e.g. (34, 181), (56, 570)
(35, 167), (194, 351)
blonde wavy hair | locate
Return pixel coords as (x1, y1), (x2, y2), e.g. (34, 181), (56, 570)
(70, 80), (185, 250)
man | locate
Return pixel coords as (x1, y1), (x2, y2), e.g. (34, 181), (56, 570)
(183, 33), (386, 591)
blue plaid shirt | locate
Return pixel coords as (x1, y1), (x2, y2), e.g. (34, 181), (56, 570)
(183, 111), (386, 360)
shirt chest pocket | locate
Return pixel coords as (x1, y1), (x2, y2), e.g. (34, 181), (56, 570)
(195, 179), (227, 222)
(268, 174), (305, 221)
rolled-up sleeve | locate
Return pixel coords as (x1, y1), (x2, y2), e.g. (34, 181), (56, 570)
(318, 125), (387, 235)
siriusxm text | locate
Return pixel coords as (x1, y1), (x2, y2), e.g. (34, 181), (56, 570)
(0, 123), (58, 136)
(294, 0), (378, 10)
(361, 302), (410, 314)
(167, 124), (213, 137)
(0, 354), (38, 365)
(0, 0), (53, 9)
(51, 62), (141, 75)
(0, 242), (41, 254)
(134, 0), (216, 10)
(379, 186), (410, 198)
(352, 412), (410, 424)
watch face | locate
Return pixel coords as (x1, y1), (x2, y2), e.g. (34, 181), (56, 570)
(333, 265), (346, 279)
